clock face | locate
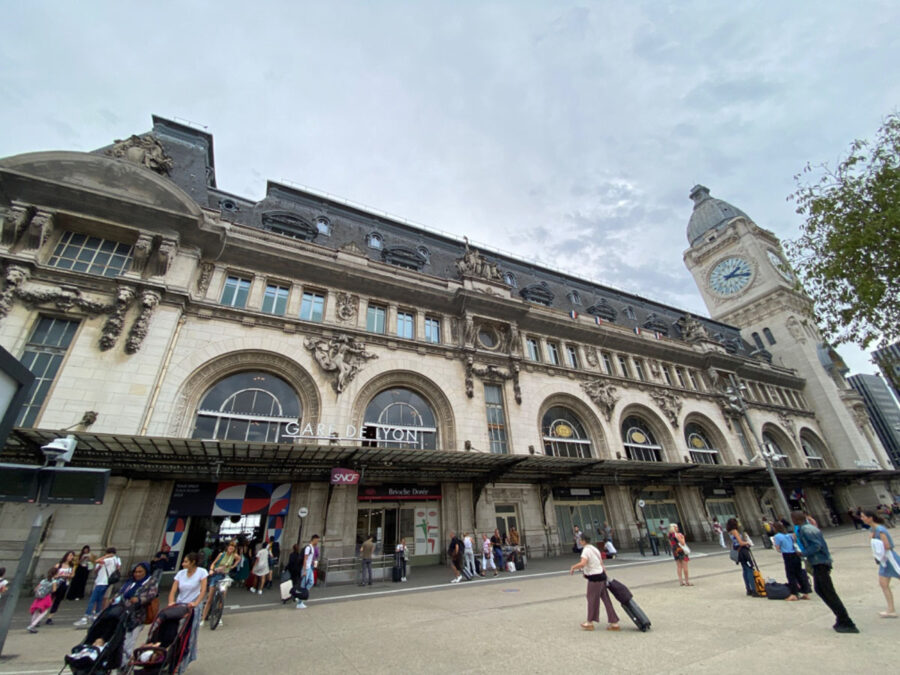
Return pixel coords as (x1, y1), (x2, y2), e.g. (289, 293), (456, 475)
(709, 256), (753, 295)
(767, 249), (793, 280)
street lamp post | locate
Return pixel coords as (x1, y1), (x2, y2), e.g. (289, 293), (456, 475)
(725, 374), (793, 519)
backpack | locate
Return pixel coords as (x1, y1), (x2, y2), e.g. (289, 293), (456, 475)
(34, 578), (54, 598)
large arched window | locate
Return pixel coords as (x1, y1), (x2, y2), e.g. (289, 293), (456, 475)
(800, 433), (827, 468)
(191, 371), (301, 442)
(685, 423), (719, 465)
(621, 416), (663, 462)
(542, 407), (592, 458)
(363, 388), (437, 449)
(762, 431), (791, 468)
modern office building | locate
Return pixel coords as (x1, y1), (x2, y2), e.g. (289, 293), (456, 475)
(874, 342), (900, 401)
(1, 116), (896, 578)
(848, 374), (900, 470)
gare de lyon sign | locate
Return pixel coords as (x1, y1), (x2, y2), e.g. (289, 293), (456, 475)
(284, 421), (422, 445)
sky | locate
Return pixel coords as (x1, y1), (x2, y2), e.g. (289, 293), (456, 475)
(2, 1), (898, 375)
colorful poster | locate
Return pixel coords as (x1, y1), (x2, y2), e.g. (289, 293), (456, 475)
(413, 506), (440, 556)
(168, 482), (291, 517)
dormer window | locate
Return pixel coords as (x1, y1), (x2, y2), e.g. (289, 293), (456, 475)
(261, 212), (317, 241)
(219, 198), (239, 213)
(623, 306), (636, 320)
(567, 290), (582, 306)
(367, 232), (383, 250)
(382, 246), (427, 271)
(315, 217), (332, 236)
(519, 281), (554, 307)
(504, 272), (518, 288)
(416, 246), (431, 263)
(586, 299), (617, 322)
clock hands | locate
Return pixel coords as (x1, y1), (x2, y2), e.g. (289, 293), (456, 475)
(723, 268), (750, 281)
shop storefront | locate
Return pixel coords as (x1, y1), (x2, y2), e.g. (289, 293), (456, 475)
(357, 484), (441, 564)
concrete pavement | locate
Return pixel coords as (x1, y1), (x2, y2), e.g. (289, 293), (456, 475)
(0, 528), (895, 674)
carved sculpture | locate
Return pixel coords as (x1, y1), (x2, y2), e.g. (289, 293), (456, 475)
(196, 262), (214, 296)
(154, 238), (177, 277)
(0, 265), (29, 318)
(465, 357), (522, 404)
(1, 205), (35, 245)
(584, 347), (599, 368)
(455, 238), (503, 282)
(677, 313), (709, 341)
(125, 290), (161, 354)
(25, 211), (54, 251)
(650, 390), (683, 428)
(99, 286), (136, 351)
(777, 411), (797, 439)
(505, 321), (520, 355)
(335, 292), (359, 322)
(105, 134), (174, 175)
(131, 234), (154, 275)
(786, 315), (806, 344)
(463, 315), (477, 348)
(304, 334), (377, 393)
(582, 379), (619, 421)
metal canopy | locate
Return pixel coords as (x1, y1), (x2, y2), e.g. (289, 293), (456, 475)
(4, 428), (898, 489)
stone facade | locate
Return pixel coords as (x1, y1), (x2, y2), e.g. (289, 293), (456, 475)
(1, 120), (897, 580)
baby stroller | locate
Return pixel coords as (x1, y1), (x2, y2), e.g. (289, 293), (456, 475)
(61, 603), (130, 675)
(123, 603), (194, 674)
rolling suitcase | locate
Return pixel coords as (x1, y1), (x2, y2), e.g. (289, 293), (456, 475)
(749, 551), (767, 597)
(607, 578), (651, 632)
(392, 564), (402, 582)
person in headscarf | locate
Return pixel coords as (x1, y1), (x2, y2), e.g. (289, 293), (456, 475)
(115, 562), (159, 668)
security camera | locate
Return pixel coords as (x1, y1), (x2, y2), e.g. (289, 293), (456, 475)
(41, 435), (77, 465)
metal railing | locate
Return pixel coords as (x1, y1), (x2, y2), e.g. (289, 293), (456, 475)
(320, 554), (407, 587)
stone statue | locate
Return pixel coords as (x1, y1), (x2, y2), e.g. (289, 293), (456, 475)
(505, 321), (520, 355)
(25, 211), (54, 251)
(99, 286), (136, 351)
(650, 390), (683, 428)
(304, 334), (378, 393)
(582, 379), (619, 421)
(131, 234), (154, 275)
(106, 134), (174, 175)
(463, 315), (477, 347)
(196, 261), (214, 296)
(1, 205), (35, 245)
(677, 313), (709, 341)
(455, 238), (504, 282)
(154, 239), (177, 277)
(125, 289), (161, 354)
(0, 264), (29, 319)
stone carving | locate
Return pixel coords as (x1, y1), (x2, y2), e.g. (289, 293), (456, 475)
(1, 205), (35, 245)
(131, 234), (154, 275)
(504, 321), (520, 355)
(465, 357), (521, 403)
(17, 283), (108, 315)
(340, 241), (366, 256)
(777, 411), (797, 439)
(196, 261), (214, 296)
(648, 359), (661, 378)
(154, 238), (177, 277)
(584, 347), (599, 368)
(455, 238), (503, 282)
(677, 313), (709, 341)
(25, 211), (54, 250)
(463, 314), (477, 347)
(105, 134), (174, 175)
(650, 390), (683, 427)
(786, 315), (806, 344)
(125, 289), (161, 354)
(851, 403), (871, 433)
(99, 286), (136, 351)
(706, 367), (724, 392)
(0, 265), (30, 318)
(449, 317), (459, 343)
(582, 379), (619, 421)
(335, 292), (359, 322)
(304, 334), (377, 393)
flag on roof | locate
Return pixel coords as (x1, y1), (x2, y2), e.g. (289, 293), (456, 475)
(633, 326), (642, 335)
(569, 310), (579, 320)
(594, 316), (603, 325)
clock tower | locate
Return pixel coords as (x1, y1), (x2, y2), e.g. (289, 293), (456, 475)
(683, 185), (892, 475)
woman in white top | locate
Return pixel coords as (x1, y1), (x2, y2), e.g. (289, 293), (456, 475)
(251, 542), (270, 594)
(569, 533), (619, 631)
(168, 552), (208, 673)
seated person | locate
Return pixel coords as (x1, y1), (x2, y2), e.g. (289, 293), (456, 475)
(602, 538), (617, 559)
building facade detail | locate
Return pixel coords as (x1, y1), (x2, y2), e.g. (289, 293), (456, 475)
(105, 134), (174, 174)
(304, 334), (378, 393)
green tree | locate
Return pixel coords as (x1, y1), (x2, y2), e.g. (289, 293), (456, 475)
(786, 113), (900, 349)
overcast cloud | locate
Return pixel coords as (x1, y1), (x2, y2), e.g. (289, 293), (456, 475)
(2, 1), (898, 374)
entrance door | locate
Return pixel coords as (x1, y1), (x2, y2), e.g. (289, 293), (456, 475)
(357, 508), (385, 554)
(642, 502), (681, 537)
(495, 504), (518, 539)
(357, 505), (418, 555)
(556, 503), (606, 544)
(706, 500), (737, 527)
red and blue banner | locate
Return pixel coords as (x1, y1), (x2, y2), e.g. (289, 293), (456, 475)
(168, 482), (292, 518)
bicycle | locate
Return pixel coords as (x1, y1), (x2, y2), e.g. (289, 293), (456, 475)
(207, 576), (232, 630)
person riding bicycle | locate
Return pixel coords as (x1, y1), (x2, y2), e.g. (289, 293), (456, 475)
(200, 541), (241, 626)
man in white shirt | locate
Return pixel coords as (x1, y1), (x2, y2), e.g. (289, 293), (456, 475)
(297, 534), (319, 609)
(74, 548), (120, 626)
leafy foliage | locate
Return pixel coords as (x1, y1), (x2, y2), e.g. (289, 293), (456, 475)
(786, 113), (900, 349)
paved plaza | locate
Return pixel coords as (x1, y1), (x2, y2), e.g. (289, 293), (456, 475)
(1, 528), (896, 674)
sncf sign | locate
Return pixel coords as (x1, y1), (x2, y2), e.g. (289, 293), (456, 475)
(330, 468), (360, 485)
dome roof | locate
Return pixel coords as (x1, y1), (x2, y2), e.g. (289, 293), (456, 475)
(686, 185), (751, 246)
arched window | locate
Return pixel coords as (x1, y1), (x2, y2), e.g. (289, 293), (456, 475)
(503, 272), (517, 288)
(800, 434), (827, 468)
(761, 431), (790, 468)
(763, 327), (776, 345)
(315, 217), (332, 236)
(621, 416), (663, 462)
(363, 388), (437, 449)
(685, 423), (719, 465)
(367, 232), (383, 250)
(191, 371), (301, 442)
(752, 332), (764, 350)
(542, 407), (592, 458)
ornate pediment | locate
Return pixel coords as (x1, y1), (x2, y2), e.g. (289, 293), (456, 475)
(519, 281), (554, 306)
(642, 312), (669, 336)
(382, 246), (427, 271)
(586, 299), (617, 322)
(261, 212), (318, 241)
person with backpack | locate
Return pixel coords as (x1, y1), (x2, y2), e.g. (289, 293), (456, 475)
(296, 534), (319, 609)
(74, 547), (121, 627)
(26, 568), (57, 633)
(448, 531), (464, 583)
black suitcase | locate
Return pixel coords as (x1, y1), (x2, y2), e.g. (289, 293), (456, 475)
(607, 578), (650, 631)
(392, 565), (402, 582)
(515, 556), (525, 571)
(291, 584), (309, 601)
(765, 581), (791, 600)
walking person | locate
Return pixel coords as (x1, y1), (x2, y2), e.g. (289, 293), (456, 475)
(726, 518), (756, 596)
(569, 533), (619, 632)
(168, 552), (208, 673)
(572, 526), (583, 555)
(773, 522), (811, 601)
(859, 509), (900, 618)
(297, 534), (319, 608)
(491, 529), (505, 570)
(791, 510), (859, 633)
(67, 545), (93, 601)
(463, 532), (476, 579)
(359, 534), (375, 586)
(116, 561), (159, 666)
(75, 547), (120, 626)
(395, 537), (409, 582)
(250, 541), (269, 594)
(669, 524), (693, 586)
(47, 550), (76, 624)
(481, 533), (497, 577)
(448, 530), (464, 583)
(26, 568), (58, 633)
(711, 518), (726, 548)
(200, 540), (240, 625)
